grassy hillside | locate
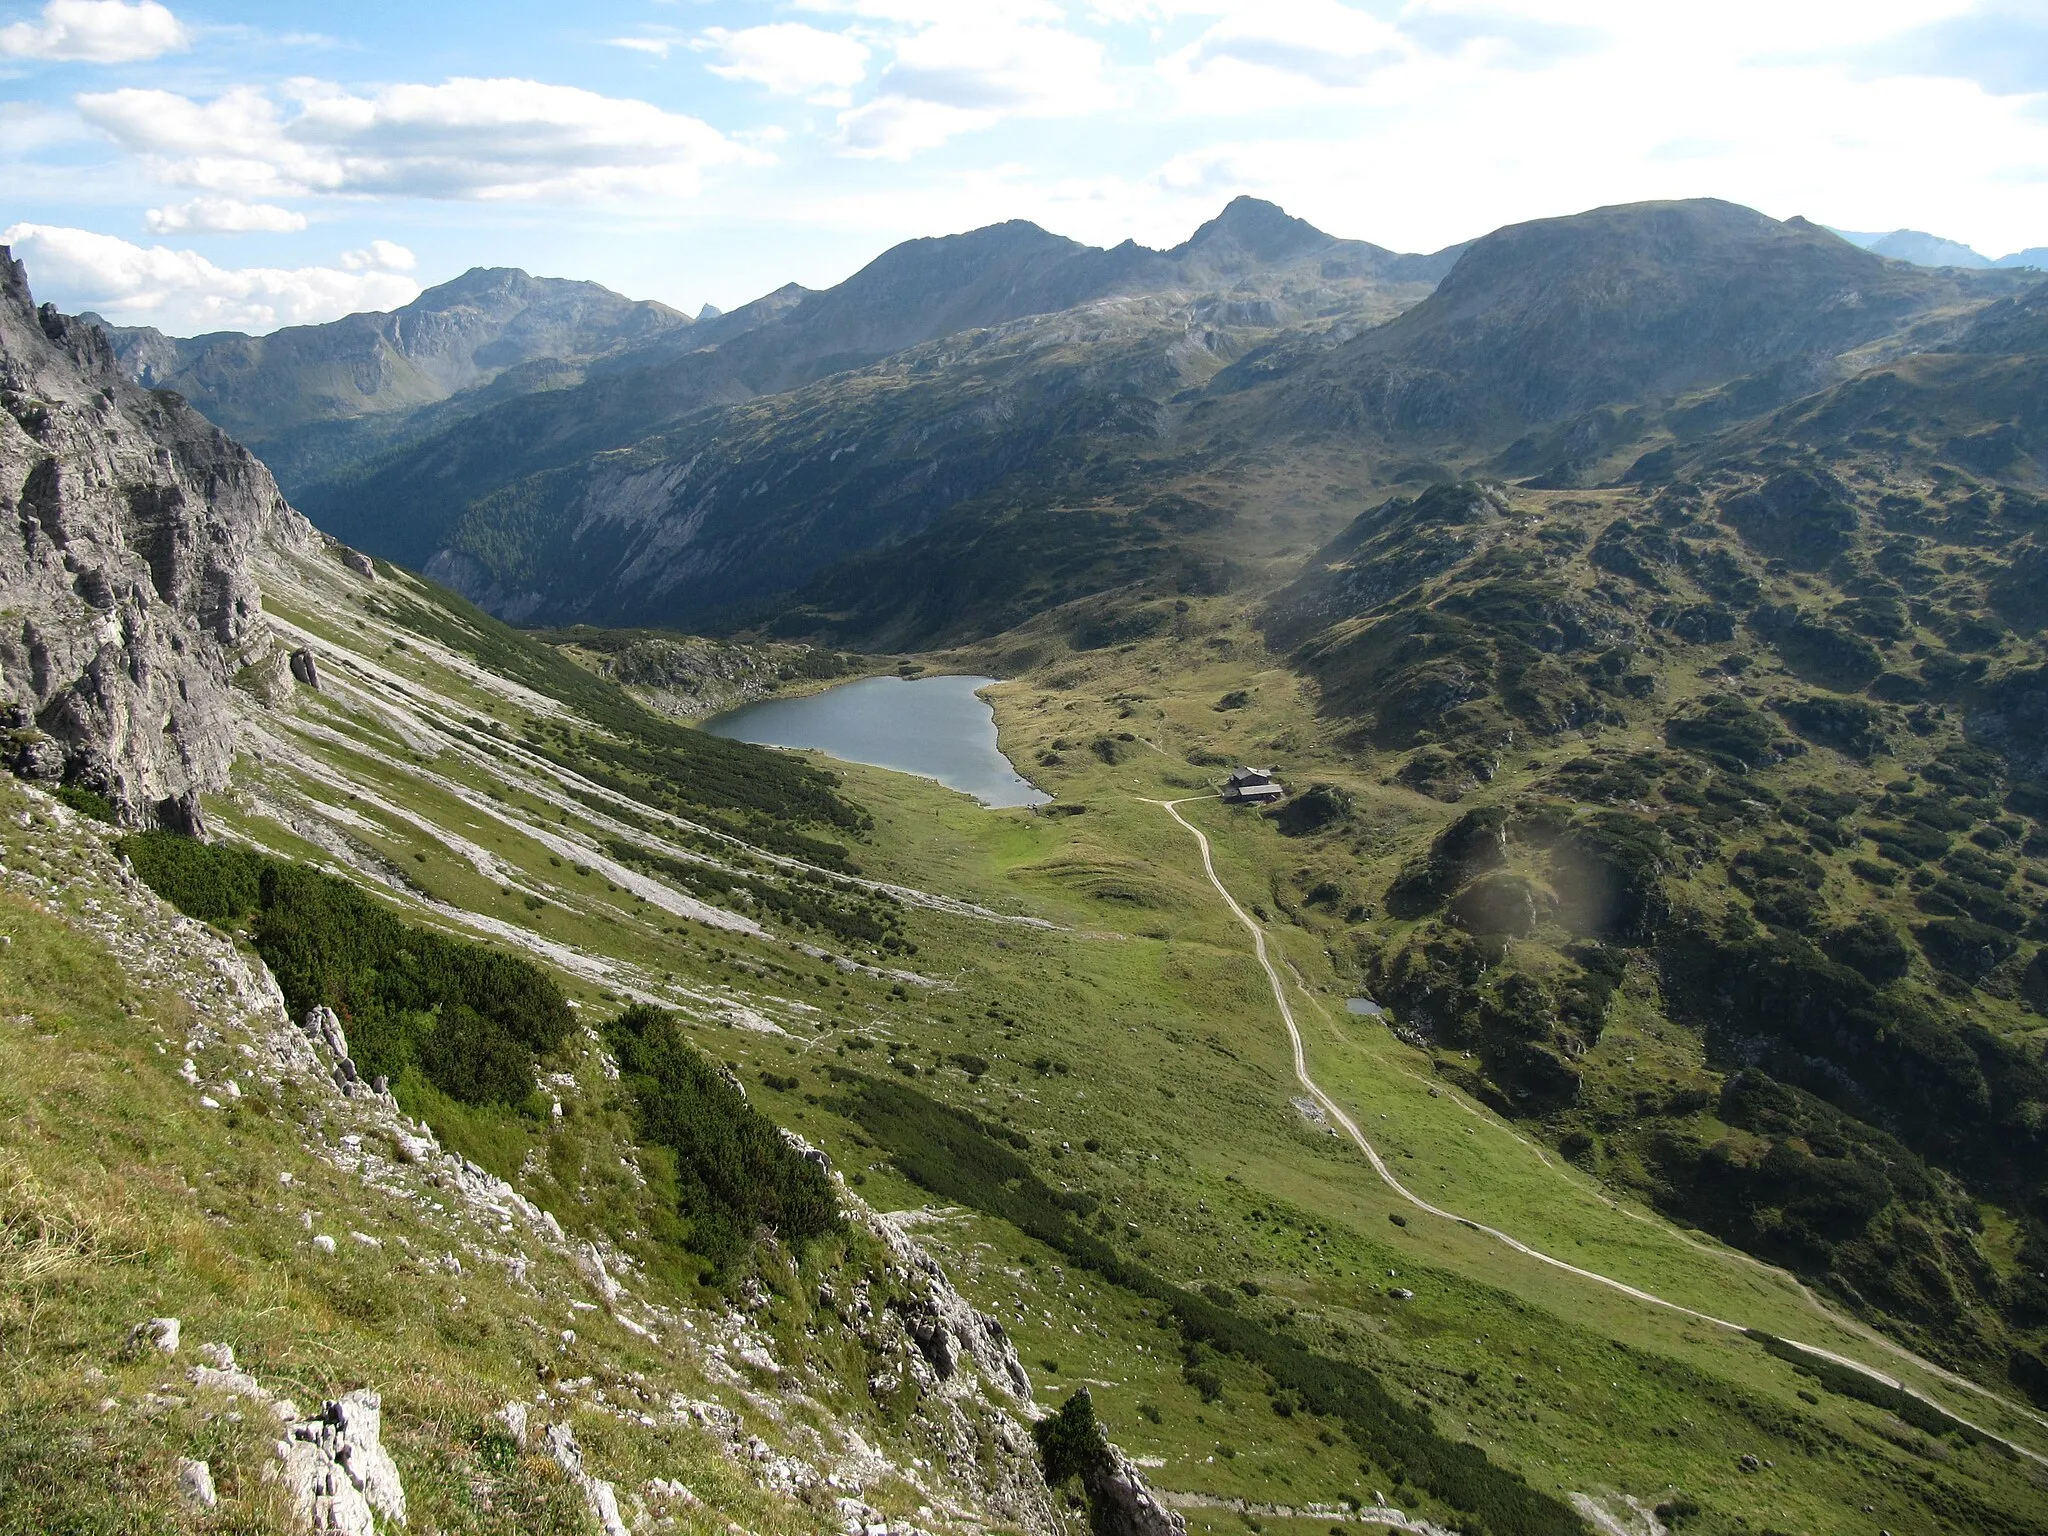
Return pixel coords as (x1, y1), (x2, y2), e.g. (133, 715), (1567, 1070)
(7, 515), (2022, 1534)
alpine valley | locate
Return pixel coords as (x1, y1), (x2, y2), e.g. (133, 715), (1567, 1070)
(7, 193), (2048, 1536)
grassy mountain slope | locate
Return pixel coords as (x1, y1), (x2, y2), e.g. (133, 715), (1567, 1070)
(421, 298), (1236, 629)
(1240, 360), (2048, 1401)
(1248, 201), (2020, 457)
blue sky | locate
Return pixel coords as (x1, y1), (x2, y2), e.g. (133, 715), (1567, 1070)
(2, 0), (2045, 333)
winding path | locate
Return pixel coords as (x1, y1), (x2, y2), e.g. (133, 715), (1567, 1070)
(1147, 794), (2048, 1467)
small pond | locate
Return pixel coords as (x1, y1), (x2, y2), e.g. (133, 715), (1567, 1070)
(704, 674), (1052, 809)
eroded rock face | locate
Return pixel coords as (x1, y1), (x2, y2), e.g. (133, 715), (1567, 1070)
(0, 248), (312, 821)
(870, 1210), (1034, 1402)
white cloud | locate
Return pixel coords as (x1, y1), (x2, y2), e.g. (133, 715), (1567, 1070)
(696, 23), (870, 105)
(0, 0), (186, 63)
(77, 76), (763, 204)
(607, 34), (679, 58)
(1161, 0), (1409, 100)
(1, 222), (419, 333)
(1135, 7), (2048, 257)
(836, 96), (995, 158)
(339, 238), (415, 272)
(144, 196), (307, 234)
(831, 7), (1114, 158)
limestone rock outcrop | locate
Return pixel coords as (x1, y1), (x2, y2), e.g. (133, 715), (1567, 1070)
(1085, 1440), (1187, 1536)
(277, 1391), (407, 1535)
(544, 1421), (631, 1536)
(0, 247), (312, 821)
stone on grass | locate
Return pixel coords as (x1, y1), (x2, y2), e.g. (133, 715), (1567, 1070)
(546, 1421), (630, 1536)
(497, 1400), (528, 1449)
(123, 1317), (180, 1358)
(177, 1457), (217, 1508)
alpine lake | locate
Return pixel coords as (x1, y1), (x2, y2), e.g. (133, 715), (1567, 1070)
(704, 673), (1051, 809)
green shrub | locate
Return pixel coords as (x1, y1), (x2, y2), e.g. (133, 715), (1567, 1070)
(54, 785), (116, 823)
(606, 1004), (840, 1272)
(119, 833), (265, 925)
(1034, 1390), (1112, 1490)
(417, 1002), (536, 1106)
(1821, 914), (1912, 981)
(1664, 695), (1792, 771)
(119, 833), (572, 1108)
(1269, 783), (1353, 837)
(1775, 696), (1885, 758)
(1661, 924), (2048, 1193)
(1913, 917), (2019, 980)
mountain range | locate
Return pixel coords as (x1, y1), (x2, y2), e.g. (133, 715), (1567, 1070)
(317, 199), (2036, 644)
(82, 200), (2043, 650)
(1833, 226), (2048, 271)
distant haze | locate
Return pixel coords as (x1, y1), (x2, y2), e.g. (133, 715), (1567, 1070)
(1831, 228), (2048, 271)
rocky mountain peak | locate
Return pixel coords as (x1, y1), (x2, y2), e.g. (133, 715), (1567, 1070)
(1175, 195), (1333, 266)
(89, 268), (692, 448)
(0, 247), (309, 822)
(1278, 196), (1999, 442)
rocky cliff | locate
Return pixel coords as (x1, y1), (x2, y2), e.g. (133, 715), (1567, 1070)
(0, 246), (306, 823)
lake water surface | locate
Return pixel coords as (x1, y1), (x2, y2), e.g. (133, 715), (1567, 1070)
(704, 674), (1051, 809)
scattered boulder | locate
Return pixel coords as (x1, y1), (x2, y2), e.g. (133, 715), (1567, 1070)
(289, 648), (322, 690)
(303, 1005), (350, 1061)
(300, 1005), (379, 1097)
(123, 1316), (180, 1358)
(496, 1400), (528, 1449)
(191, 1341), (267, 1400)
